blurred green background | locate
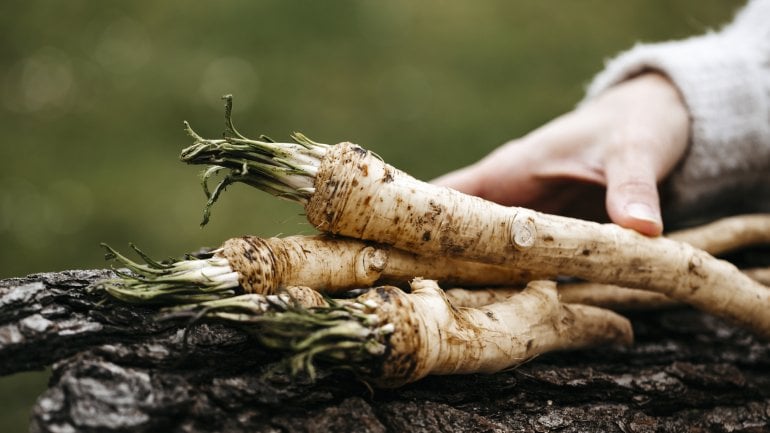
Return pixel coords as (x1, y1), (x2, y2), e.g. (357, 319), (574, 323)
(0, 0), (740, 430)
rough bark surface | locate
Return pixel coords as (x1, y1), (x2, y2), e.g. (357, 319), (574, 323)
(1, 269), (769, 433)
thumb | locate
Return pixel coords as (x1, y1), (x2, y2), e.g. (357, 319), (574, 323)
(604, 156), (663, 237)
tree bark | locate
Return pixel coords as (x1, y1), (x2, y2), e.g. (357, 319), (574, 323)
(1, 269), (768, 433)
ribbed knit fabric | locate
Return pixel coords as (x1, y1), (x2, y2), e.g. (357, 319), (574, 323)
(584, 0), (770, 227)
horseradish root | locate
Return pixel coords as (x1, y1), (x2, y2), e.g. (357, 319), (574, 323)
(99, 215), (770, 307)
(446, 264), (770, 311)
(446, 285), (680, 311)
(169, 279), (632, 388)
(97, 217), (769, 306)
(669, 214), (770, 254)
(97, 235), (537, 303)
(745, 267), (770, 286)
(181, 97), (770, 337)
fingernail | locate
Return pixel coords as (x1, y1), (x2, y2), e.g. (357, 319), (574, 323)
(625, 202), (660, 224)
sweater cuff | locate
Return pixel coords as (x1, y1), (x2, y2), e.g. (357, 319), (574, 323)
(583, 33), (770, 226)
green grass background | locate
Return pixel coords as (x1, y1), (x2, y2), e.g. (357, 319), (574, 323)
(0, 1), (739, 430)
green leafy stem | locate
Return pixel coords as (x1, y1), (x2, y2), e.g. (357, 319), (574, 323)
(162, 293), (395, 380)
(180, 95), (330, 225)
(93, 243), (241, 304)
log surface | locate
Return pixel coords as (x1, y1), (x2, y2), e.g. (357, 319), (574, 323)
(1, 270), (769, 433)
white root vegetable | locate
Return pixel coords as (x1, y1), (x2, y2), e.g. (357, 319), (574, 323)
(447, 218), (770, 311)
(669, 214), (770, 254)
(548, 216), (770, 311)
(97, 235), (539, 303)
(218, 235), (537, 294)
(304, 144), (770, 337)
(745, 267), (770, 286)
(446, 285), (679, 311)
(169, 279), (632, 388)
(99, 215), (770, 308)
(180, 98), (770, 337)
(554, 264), (770, 311)
(308, 145), (770, 336)
(447, 266), (770, 311)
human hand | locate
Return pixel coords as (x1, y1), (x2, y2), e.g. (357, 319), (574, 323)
(433, 73), (690, 236)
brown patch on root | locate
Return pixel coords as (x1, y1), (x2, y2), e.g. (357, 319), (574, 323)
(382, 168), (394, 183)
(688, 254), (707, 278)
(438, 214), (475, 256)
(364, 287), (422, 388)
(307, 143), (366, 234)
(350, 144), (367, 155)
(220, 237), (278, 295)
(282, 286), (328, 308)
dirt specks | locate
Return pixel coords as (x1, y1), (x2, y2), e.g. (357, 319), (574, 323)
(375, 286), (392, 303)
(358, 163), (369, 177)
(382, 168), (394, 183)
(243, 246), (255, 262)
(428, 200), (443, 216)
(351, 145), (367, 156)
(687, 255), (706, 279)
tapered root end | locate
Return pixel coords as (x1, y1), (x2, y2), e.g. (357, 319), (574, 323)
(521, 280), (633, 347)
(558, 283), (682, 311)
(561, 303), (634, 348)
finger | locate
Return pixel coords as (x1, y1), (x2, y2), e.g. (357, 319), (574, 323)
(434, 111), (597, 206)
(604, 155), (663, 237)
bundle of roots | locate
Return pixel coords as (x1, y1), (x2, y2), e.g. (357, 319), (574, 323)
(93, 96), (770, 388)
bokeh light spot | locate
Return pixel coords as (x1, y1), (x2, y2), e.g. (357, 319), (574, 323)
(3, 47), (74, 114)
(93, 16), (152, 74)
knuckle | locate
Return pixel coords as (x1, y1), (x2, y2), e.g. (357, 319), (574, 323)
(606, 126), (666, 152)
(614, 179), (658, 197)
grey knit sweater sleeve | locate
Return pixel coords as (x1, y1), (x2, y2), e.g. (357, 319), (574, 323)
(584, 0), (770, 227)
